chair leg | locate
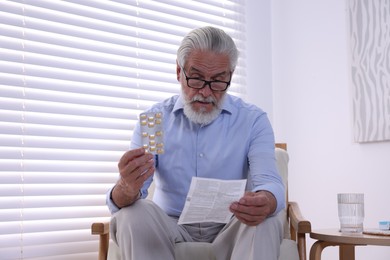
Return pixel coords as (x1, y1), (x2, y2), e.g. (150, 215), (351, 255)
(98, 233), (109, 260)
(297, 233), (307, 260)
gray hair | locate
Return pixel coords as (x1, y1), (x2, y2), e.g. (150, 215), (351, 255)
(177, 26), (238, 71)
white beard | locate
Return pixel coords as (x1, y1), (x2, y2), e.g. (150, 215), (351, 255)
(183, 94), (224, 125)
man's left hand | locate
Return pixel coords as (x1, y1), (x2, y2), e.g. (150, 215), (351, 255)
(229, 190), (277, 226)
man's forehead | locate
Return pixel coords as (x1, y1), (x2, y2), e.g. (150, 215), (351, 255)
(188, 66), (230, 76)
(186, 51), (230, 73)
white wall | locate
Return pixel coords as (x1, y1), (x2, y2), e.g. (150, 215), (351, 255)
(247, 0), (390, 259)
(245, 0), (273, 121)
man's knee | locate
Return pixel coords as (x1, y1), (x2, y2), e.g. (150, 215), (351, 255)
(110, 200), (158, 241)
(256, 214), (284, 241)
(112, 199), (158, 227)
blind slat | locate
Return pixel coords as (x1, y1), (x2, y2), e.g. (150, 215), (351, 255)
(0, 172), (117, 184)
(0, 122), (133, 140)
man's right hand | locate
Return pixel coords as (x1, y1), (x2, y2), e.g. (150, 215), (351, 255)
(111, 148), (155, 208)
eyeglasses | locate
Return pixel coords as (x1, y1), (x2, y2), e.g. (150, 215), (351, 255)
(181, 67), (231, 92)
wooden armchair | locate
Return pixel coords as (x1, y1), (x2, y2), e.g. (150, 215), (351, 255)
(91, 143), (311, 260)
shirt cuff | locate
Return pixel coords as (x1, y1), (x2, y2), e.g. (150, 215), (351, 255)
(252, 183), (286, 216)
(106, 186), (120, 214)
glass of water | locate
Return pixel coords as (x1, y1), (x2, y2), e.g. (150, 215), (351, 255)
(337, 193), (364, 234)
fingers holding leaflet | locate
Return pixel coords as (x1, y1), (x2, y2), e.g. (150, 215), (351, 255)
(229, 191), (276, 226)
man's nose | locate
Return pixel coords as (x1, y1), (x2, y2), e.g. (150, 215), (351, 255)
(198, 82), (213, 96)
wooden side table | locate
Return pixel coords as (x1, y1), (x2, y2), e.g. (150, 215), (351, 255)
(310, 229), (390, 260)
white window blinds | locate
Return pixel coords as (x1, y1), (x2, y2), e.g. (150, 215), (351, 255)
(0, 0), (246, 259)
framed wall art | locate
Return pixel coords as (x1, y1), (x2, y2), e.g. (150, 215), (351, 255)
(348, 0), (390, 142)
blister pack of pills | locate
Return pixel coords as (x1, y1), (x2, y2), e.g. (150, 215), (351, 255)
(139, 111), (164, 154)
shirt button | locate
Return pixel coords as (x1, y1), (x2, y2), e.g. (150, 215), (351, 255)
(199, 153), (204, 158)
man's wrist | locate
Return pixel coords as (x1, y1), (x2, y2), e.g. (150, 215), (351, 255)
(256, 190), (277, 215)
(111, 183), (141, 208)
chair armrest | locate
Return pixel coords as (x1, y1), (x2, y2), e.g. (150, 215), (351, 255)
(92, 222), (110, 235)
(288, 201), (311, 260)
(288, 201), (311, 234)
(91, 222), (110, 260)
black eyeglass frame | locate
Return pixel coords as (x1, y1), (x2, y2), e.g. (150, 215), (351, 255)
(181, 67), (232, 92)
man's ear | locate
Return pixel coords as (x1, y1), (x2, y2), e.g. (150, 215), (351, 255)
(176, 61), (181, 82)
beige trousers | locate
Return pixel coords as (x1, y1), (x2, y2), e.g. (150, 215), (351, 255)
(111, 199), (283, 260)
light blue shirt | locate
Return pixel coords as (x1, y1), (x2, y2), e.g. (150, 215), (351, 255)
(107, 94), (285, 217)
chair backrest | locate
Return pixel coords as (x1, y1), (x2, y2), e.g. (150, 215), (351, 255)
(274, 144), (290, 239)
(275, 143), (288, 204)
(275, 143), (287, 150)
